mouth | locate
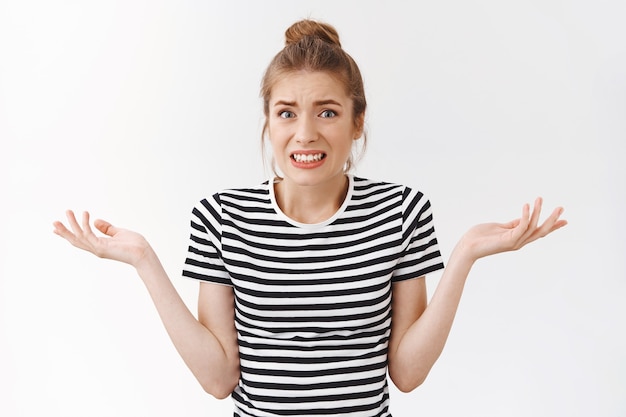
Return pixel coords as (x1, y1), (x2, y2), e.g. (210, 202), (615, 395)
(290, 152), (327, 163)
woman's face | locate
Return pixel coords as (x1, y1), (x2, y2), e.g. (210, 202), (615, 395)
(267, 70), (363, 188)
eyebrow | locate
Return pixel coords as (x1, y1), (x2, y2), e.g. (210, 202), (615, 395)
(272, 99), (343, 107)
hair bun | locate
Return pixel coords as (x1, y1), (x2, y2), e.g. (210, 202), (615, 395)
(284, 19), (341, 47)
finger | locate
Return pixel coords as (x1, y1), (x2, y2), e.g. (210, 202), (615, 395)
(52, 220), (73, 239)
(65, 210), (83, 235)
(526, 207), (566, 243)
(528, 197), (543, 231)
(501, 204), (528, 250)
(541, 207), (567, 235)
(54, 214), (86, 248)
(518, 197), (542, 242)
(502, 218), (521, 229)
(553, 218), (568, 230)
(81, 211), (96, 236)
(512, 203), (531, 239)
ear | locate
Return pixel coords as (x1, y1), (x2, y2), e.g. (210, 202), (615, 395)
(353, 113), (365, 139)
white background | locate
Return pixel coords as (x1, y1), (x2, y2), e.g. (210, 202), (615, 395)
(1, 1), (624, 416)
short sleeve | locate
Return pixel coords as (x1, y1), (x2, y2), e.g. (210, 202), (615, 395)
(392, 187), (445, 282)
(182, 193), (232, 286)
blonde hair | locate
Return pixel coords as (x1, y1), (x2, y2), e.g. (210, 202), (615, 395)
(260, 19), (367, 175)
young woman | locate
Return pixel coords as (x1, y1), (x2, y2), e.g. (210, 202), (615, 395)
(53, 19), (567, 417)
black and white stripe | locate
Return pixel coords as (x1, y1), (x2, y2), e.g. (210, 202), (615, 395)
(183, 176), (444, 417)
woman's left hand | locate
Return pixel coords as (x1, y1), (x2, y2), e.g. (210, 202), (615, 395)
(458, 197), (567, 261)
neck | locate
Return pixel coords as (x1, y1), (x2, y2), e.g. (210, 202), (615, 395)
(274, 175), (349, 224)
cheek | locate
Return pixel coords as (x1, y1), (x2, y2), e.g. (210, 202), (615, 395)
(267, 121), (287, 143)
(268, 132), (285, 151)
(267, 136), (288, 164)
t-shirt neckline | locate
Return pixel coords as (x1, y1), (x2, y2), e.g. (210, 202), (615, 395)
(268, 174), (354, 229)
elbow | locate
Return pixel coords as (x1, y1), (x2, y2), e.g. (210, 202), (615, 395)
(205, 385), (235, 400)
(198, 368), (240, 400)
(389, 367), (430, 393)
(392, 377), (426, 393)
(200, 377), (238, 400)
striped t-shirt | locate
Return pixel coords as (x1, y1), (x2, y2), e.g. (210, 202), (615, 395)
(183, 176), (445, 417)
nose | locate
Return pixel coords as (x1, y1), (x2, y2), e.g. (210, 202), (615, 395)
(295, 115), (318, 144)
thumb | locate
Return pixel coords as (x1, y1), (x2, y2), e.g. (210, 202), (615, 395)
(94, 219), (117, 237)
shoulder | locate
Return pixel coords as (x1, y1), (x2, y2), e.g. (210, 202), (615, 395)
(352, 176), (425, 202)
(219, 182), (271, 200)
(352, 176), (406, 195)
(352, 177), (433, 219)
(195, 182), (271, 208)
(191, 182), (274, 227)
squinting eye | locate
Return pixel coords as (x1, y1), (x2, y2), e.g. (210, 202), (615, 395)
(320, 110), (336, 118)
(279, 111), (295, 119)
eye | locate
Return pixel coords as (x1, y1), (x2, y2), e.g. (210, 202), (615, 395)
(279, 110), (295, 119)
(319, 109), (337, 118)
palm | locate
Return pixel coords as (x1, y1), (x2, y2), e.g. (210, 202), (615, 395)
(53, 210), (151, 267)
(460, 198), (567, 260)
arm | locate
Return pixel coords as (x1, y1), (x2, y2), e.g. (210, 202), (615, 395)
(53, 210), (240, 399)
(388, 198), (567, 392)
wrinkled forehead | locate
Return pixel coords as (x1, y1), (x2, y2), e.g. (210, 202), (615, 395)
(268, 70), (351, 105)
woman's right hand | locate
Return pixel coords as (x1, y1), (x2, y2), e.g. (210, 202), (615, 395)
(53, 210), (152, 268)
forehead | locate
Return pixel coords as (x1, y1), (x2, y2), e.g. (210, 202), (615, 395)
(270, 71), (350, 104)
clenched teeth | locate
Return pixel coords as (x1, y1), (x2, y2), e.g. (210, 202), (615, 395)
(292, 153), (325, 163)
